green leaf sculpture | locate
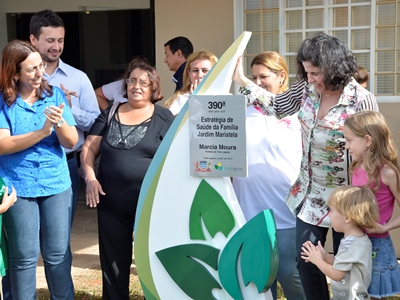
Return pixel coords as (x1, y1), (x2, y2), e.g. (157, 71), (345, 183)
(0, 177), (8, 274)
(155, 244), (221, 299)
(189, 179), (235, 240)
(218, 210), (279, 299)
(0, 177), (5, 200)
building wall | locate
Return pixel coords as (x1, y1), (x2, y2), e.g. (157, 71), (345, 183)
(379, 103), (400, 256)
(1, 0), (400, 256)
(0, 0), (149, 50)
(154, 0), (234, 100)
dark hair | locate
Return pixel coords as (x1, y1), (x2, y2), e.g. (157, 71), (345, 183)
(164, 36), (193, 59)
(296, 32), (357, 91)
(0, 40), (52, 107)
(122, 63), (163, 103)
(30, 9), (65, 38)
(354, 66), (369, 85)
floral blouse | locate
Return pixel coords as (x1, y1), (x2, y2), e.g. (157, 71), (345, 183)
(239, 78), (378, 227)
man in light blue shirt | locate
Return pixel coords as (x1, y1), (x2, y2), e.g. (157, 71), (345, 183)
(29, 10), (100, 224)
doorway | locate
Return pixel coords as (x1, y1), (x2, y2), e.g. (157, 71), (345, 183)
(6, 7), (155, 88)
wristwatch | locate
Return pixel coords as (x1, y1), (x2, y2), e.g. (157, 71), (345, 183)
(56, 119), (64, 128)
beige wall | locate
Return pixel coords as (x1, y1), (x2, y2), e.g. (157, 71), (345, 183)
(379, 103), (400, 256)
(154, 0), (234, 102)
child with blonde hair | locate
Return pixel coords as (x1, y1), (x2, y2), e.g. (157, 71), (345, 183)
(301, 186), (379, 299)
(343, 110), (400, 299)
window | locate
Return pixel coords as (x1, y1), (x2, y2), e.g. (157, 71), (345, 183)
(240, 0), (400, 101)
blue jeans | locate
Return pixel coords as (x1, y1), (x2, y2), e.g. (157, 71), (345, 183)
(295, 217), (343, 300)
(270, 227), (306, 300)
(67, 156), (80, 226)
(2, 188), (74, 300)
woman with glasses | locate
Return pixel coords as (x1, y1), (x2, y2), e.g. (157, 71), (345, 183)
(165, 50), (218, 115)
(0, 40), (78, 299)
(80, 62), (174, 299)
(95, 55), (151, 111)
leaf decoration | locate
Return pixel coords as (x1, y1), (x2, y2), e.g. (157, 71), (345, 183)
(156, 244), (221, 300)
(218, 210), (279, 299)
(0, 177), (5, 200)
(189, 179), (235, 240)
(139, 280), (158, 300)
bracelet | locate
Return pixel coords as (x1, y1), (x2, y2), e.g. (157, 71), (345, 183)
(239, 79), (252, 99)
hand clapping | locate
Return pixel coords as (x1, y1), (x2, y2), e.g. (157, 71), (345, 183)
(301, 240), (326, 264)
(44, 103), (64, 126)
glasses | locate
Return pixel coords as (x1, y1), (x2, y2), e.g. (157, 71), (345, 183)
(20, 62), (47, 74)
(126, 78), (150, 88)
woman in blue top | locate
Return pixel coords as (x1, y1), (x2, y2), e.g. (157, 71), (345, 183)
(0, 40), (78, 300)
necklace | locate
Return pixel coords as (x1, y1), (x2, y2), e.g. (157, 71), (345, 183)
(116, 115), (152, 149)
(23, 98), (37, 105)
(323, 88), (344, 99)
(22, 94), (38, 104)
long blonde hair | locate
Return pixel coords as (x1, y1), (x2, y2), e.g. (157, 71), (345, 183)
(165, 50), (218, 108)
(344, 111), (400, 193)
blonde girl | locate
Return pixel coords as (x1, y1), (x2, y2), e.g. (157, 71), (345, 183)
(165, 50), (218, 115)
(343, 110), (400, 299)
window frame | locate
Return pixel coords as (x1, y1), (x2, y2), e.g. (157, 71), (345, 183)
(235, 0), (400, 103)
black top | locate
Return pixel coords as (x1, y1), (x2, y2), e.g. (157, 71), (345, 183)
(89, 103), (174, 215)
(172, 61), (186, 92)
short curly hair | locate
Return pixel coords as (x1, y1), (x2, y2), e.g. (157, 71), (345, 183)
(122, 63), (163, 103)
(296, 32), (357, 91)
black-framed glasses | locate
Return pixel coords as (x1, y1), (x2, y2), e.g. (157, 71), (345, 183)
(126, 78), (150, 87)
(20, 62), (47, 75)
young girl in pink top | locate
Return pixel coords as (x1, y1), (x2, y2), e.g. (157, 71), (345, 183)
(343, 110), (400, 299)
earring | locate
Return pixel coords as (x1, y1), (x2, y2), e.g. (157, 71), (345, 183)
(279, 81), (282, 86)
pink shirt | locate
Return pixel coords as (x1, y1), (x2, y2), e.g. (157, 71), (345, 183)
(352, 167), (394, 238)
